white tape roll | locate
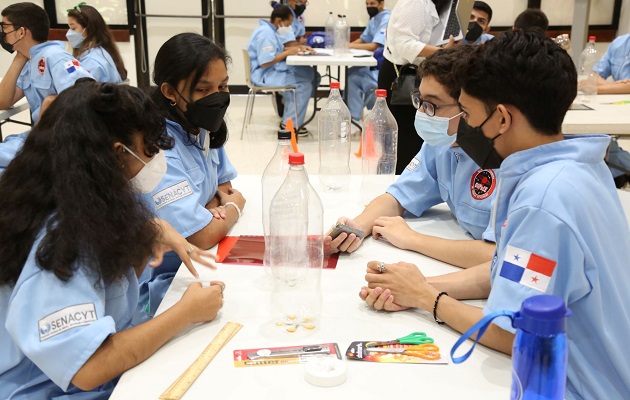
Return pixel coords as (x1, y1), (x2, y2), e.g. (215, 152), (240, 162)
(304, 358), (348, 387)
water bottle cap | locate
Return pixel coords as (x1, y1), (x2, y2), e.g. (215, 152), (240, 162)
(513, 295), (571, 336)
(289, 152), (305, 165)
(330, 82), (340, 89)
(278, 129), (291, 140)
(375, 89), (387, 98)
(588, 36), (596, 42)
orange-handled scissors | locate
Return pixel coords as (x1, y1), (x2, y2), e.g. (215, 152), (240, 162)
(366, 331), (434, 347)
(367, 344), (441, 361)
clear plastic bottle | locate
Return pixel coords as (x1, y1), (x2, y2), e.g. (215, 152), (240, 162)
(269, 153), (324, 334)
(360, 89), (398, 205)
(334, 15), (349, 56)
(261, 129), (292, 272)
(318, 81), (351, 190)
(325, 12), (335, 50)
(577, 36), (598, 103)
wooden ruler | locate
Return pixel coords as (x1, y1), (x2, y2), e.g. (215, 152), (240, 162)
(159, 321), (243, 400)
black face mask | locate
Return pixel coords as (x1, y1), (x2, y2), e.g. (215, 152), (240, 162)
(465, 21), (483, 43)
(293, 4), (306, 16)
(180, 91), (231, 133)
(0, 29), (19, 54)
(456, 110), (504, 170)
(367, 7), (379, 18)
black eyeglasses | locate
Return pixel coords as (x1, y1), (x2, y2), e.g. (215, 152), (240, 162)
(410, 90), (460, 117)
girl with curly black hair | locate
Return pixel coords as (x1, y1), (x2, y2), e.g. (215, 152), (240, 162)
(0, 79), (225, 398)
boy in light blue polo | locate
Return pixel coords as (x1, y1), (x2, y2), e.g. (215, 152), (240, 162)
(347, 0), (391, 124)
(0, 3), (91, 122)
(593, 33), (630, 94)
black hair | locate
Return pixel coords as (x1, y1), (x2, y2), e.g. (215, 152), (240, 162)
(270, 2), (293, 21)
(1, 2), (49, 42)
(514, 9), (549, 32)
(68, 4), (127, 80)
(0, 79), (174, 287)
(473, 1), (493, 23)
(454, 30), (576, 135)
(432, 0), (451, 14)
(420, 45), (476, 100)
(152, 33), (231, 149)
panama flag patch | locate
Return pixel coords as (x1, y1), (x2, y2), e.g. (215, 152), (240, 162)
(499, 245), (557, 293)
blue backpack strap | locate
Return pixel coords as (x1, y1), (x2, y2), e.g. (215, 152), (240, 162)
(450, 310), (515, 364)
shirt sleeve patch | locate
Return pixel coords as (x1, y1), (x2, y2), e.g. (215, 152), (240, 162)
(152, 179), (194, 209)
(38, 303), (97, 341)
(406, 157), (420, 171)
(63, 60), (83, 74)
(499, 245), (557, 293)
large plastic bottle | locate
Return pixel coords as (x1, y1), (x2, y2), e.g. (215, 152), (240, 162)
(261, 129), (292, 272)
(325, 12), (335, 50)
(269, 153), (324, 334)
(451, 294), (571, 400)
(577, 36), (598, 103)
(318, 81), (351, 190)
(360, 89), (398, 205)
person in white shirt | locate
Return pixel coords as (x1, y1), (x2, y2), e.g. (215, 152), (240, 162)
(378, 0), (454, 174)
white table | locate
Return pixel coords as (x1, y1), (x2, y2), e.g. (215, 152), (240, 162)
(111, 175), (630, 400)
(0, 98), (30, 140)
(287, 49), (377, 127)
(563, 95), (630, 135)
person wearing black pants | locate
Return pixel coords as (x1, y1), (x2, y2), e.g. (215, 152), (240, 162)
(378, 57), (421, 175)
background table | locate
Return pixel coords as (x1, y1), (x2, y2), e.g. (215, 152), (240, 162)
(111, 175), (630, 400)
(563, 95), (630, 135)
(0, 98), (30, 140)
(287, 49), (377, 127)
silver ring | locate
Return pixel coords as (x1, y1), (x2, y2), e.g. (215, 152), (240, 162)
(186, 245), (195, 255)
(219, 283), (225, 293)
(221, 298), (225, 306)
(377, 262), (386, 273)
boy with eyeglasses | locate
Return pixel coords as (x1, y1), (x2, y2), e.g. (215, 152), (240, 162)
(328, 45), (499, 271)
(0, 2), (91, 123)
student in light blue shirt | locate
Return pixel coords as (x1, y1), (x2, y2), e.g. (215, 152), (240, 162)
(593, 33), (630, 94)
(0, 3), (92, 122)
(330, 45), (497, 270)
(138, 33), (245, 318)
(347, 1), (391, 124)
(66, 4), (126, 83)
(248, 5), (317, 130)
(362, 31), (630, 400)
(461, 1), (494, 45)
(0, 79), (223, 400)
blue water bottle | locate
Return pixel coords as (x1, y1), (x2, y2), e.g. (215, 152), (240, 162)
(451, 295), (571, 400)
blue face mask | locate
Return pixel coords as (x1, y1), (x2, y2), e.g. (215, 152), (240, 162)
(414, 111), (462, 147)
(66, 29), (85, 48)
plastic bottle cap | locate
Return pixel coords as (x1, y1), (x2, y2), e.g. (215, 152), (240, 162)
(304, 358), (347, 387)
(588, 36), (596, 42)
(278, 130), (291, 140)
(330, 82), (340, 89)
(513, 295), (571, 336)
(375, 89), (387, 98)
(289, 152), (305, 165)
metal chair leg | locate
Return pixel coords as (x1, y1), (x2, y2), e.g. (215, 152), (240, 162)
(241, 89), (254, 139)
(249, 92), (256, 124)
(291, 88), (299, 131)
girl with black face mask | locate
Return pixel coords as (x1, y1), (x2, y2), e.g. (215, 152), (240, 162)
(140, 33), (246, 319)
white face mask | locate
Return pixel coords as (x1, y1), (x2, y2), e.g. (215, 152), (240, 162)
(65, 29), (85, 48)
(277, 24), (292, 36)
(123, 145), (167, 193)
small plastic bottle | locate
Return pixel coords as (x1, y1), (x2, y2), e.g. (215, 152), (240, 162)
(577, 36), (598, 103)
(318, 81), (351, 191)
(261, 129), (292, 271)
(269, 153), (324, 334)
(360, 89), (398, 205)
(325, 12), (335, 49)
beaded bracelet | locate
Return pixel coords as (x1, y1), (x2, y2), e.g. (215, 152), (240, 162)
(433, 291), (448, 325)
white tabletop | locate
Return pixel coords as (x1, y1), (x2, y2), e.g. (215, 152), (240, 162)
(0, 98), (29, 121)
(111, 175), (630, 400)
(287, 48), (377, 67)
(562, 95), (630, 135)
